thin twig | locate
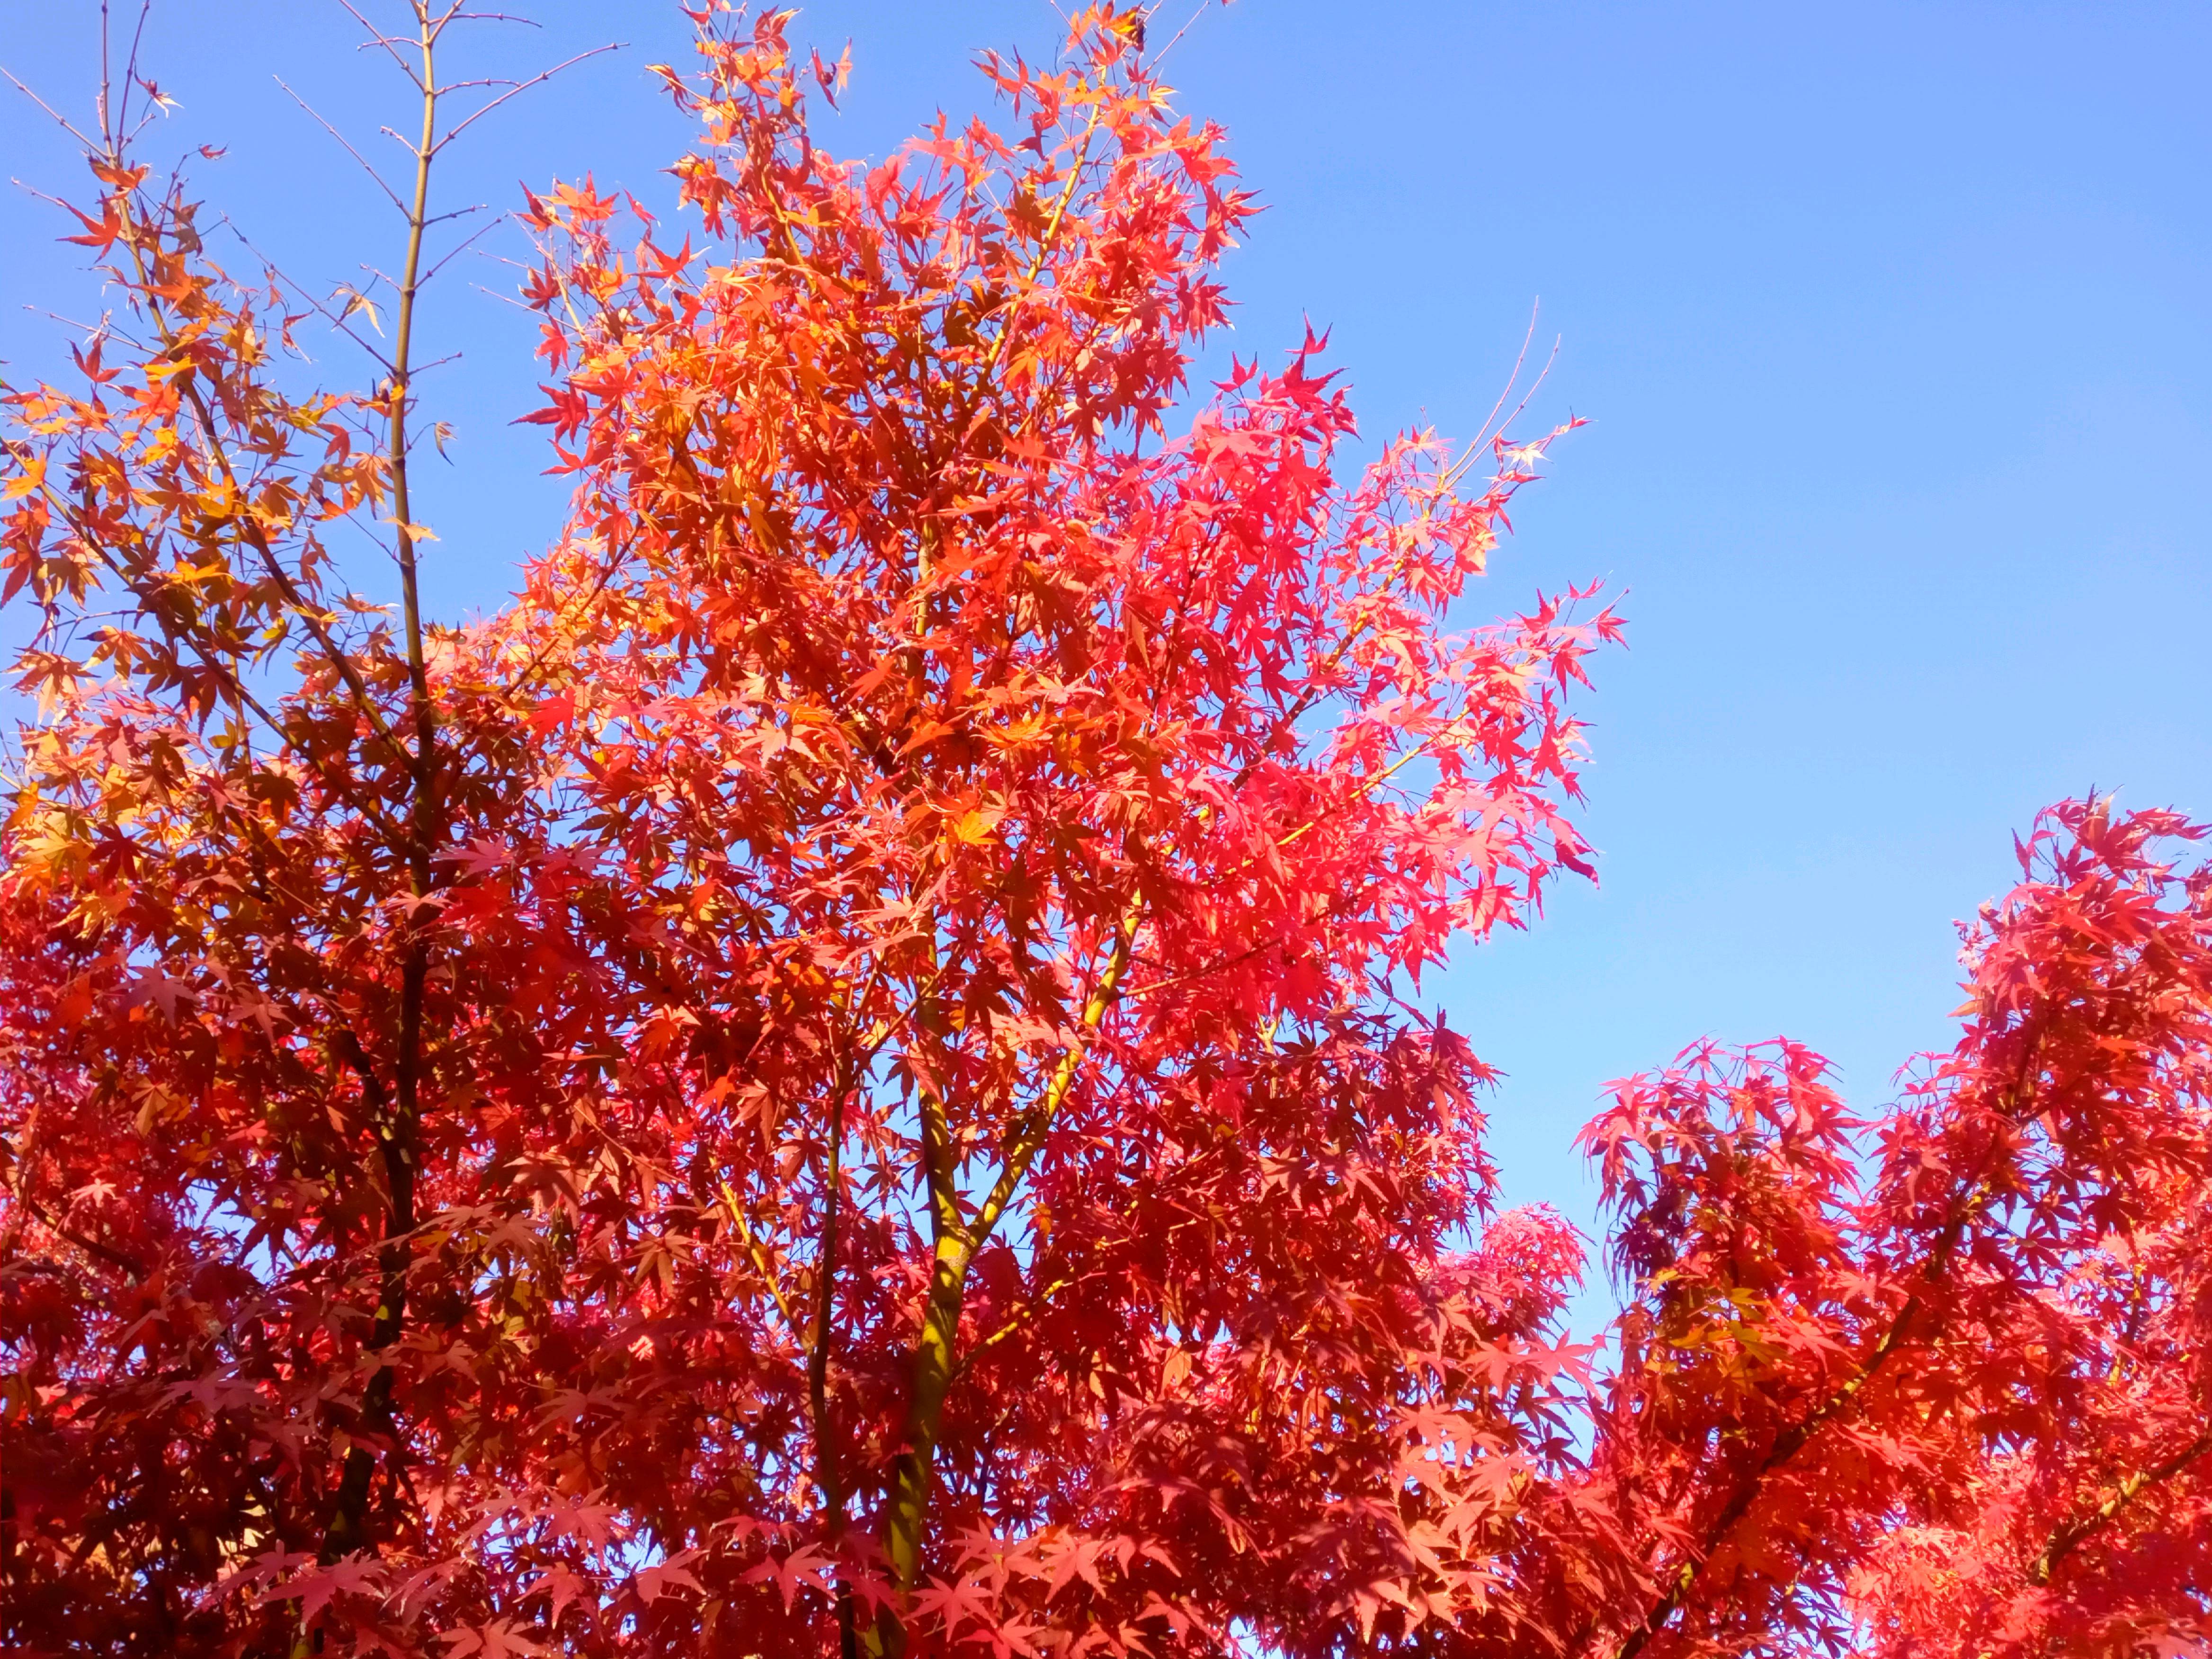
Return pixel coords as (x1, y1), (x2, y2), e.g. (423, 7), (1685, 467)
(220, 223), (397, 371)
(334, 0), (426, 85)
(109, 0), (157, 143)
(1466, 299), (1541, 458)
(1145, 0), (1213, 70)
(273, 76), (410, 216)
(417, 211), (506, 286)
(2, 66), (99, 149)
(431, 43), (623, 154)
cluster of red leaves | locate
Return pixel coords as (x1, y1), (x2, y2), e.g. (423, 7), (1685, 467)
(3, 6), (2208, 1658)
(1564, 801), (2212, 1659)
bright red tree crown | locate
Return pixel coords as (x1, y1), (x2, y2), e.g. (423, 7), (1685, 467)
(3, 7), (2207, 1657)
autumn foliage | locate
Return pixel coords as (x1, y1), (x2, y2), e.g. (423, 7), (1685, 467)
(3, 6), (2209, 1657)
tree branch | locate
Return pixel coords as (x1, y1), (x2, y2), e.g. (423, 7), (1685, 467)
(2029, 1430), (2212, 1587)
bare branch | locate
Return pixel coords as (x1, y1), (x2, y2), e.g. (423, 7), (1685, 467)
(220, 224), (398, 373)
(16, 303), (155, 355)
(431, 43), (623, 154)
(1, 66), (100, 150)
(109, 0), (157, 142)
(120, 96), (175, 149)
(417, 213), (504, 286)
(1147, 0), (1214, 70)
(467, 279), (536, 314)
(334, 0), (426, 85)
(273, 77), (410, 217)
(96, 0), (113, 143)
(1468, 299), (1542, 463)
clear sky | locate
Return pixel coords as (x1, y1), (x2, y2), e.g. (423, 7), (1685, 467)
(6, 1), (2209, 1301)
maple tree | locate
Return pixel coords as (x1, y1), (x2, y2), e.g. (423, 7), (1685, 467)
(4, 5), (2210, 1658)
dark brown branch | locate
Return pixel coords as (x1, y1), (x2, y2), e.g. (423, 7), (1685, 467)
(2029, 1431), (2212, 1587)
(316, 1023), (417, 1566)
(10, 1188), (151, 1283)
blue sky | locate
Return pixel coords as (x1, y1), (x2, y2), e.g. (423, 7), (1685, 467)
(6, 0), (2209, 1295)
